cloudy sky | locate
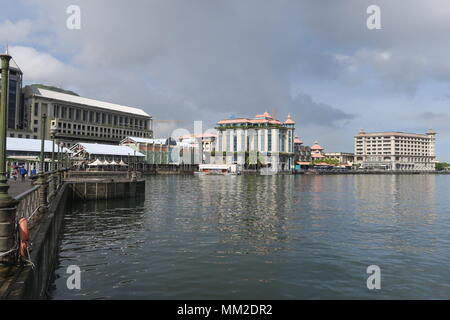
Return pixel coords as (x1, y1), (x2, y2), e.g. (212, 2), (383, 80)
(1, 0), (450, 160)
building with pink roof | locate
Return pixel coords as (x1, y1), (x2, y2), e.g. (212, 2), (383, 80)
(214, 112), (296, 172)
(310, 141), (325, 159)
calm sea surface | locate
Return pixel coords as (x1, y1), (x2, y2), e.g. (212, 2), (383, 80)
(49, 175), (450, 299)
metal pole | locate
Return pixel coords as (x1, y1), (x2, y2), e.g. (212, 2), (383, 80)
(0, 51), (18, 263)
(40, 114), (47, 174)
(52, 132), (55, 171)
(0, 53), (14, 205)
(37, 113), (48, 214)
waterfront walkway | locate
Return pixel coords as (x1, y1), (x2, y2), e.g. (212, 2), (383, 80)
(7, 180), (34, 198)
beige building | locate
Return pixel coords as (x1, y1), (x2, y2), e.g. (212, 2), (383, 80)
(19, 86), (153, 148)
(354, 129), (436, 171)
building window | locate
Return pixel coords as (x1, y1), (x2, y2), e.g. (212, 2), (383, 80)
(268, 130), (272, 152)
(34, 103), (39, 117)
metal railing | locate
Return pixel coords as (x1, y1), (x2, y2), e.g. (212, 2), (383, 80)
(14, 185), (40, 229)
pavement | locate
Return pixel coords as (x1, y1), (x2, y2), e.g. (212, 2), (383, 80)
(7, 179), (35, 198)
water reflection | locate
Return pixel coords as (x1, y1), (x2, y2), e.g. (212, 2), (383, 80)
(50, 175), (450, 299)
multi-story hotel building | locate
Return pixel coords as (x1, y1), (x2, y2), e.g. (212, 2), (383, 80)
(354, 129), (437, 171)
(3, 52), (153, 147)
(214, 112), (295, 172)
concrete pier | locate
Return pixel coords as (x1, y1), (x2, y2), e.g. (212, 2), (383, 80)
(0, 170), (146, 299)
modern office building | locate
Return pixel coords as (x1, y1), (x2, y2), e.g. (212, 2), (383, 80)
(0, 49), (27, 133)
(214, 112), (295, 171)
(354, 129), (437, 171)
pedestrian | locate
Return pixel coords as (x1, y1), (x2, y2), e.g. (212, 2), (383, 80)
(31, 167), (36, 176)
(12, 169), (18, 181)
(19, 167), (26, 182)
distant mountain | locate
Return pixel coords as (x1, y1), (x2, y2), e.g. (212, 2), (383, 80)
(28, 84), (79, 96)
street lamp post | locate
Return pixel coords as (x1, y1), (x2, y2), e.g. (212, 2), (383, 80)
(0, 51), (18, 263)
(36, 114), (48, 215)
(51, 125), (58, 194)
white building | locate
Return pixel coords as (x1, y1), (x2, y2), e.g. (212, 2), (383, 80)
(214, 112), (295, 172)
(6, 137), (70, 172)
(354, 129), (437, 171)
(70, 142), (144, 163)
(121, 136), (200, 165)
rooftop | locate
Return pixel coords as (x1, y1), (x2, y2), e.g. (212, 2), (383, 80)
(71, 143), (144, 157)
(29, 87), (151, 118)
(217, 112), (294, 126)
(121, 137), (175, 145)
(356, 130), (436, 138)
(7, 137), (70, 153)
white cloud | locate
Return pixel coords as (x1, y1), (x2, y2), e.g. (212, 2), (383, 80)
(0, 20), (34, 43)
(9, 45), (79, 87)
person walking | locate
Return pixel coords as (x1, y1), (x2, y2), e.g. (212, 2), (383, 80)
(19, 166), (27, 182)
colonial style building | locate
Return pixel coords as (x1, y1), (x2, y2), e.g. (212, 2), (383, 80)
(354, 129), (437, 171)
(214, 112), (295, 172)
(310, 141), (325, 161)
(25, 86), (153, 148)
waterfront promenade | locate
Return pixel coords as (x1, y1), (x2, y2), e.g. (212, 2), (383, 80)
(7, 180), (34, 198)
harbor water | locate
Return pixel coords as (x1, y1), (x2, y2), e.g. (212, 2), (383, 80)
(50, 175), (450, 299)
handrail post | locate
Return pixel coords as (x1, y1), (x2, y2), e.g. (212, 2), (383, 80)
(0, 52), (18, 264)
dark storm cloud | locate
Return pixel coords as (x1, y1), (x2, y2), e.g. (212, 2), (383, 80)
(9, 0), (355, 132)
(292, 93), (356, 127)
